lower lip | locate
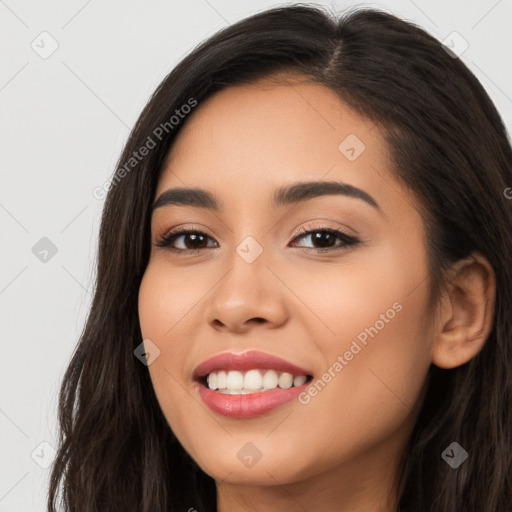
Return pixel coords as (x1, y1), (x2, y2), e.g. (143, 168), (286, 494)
(197, 382), (309, 418)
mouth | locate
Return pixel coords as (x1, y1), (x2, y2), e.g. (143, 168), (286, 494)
(193, 351), (314, 418)
(197, 369), (313, 394)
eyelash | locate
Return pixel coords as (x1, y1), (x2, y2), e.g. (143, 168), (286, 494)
(154, 224), (360, 254)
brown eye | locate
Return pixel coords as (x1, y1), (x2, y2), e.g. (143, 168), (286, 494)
(155, 226), (359, 254)
(155, 230), (218, 251)
(290, 227), (359, 252)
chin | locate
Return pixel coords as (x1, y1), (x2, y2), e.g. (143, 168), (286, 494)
(190, 439), (317, 486)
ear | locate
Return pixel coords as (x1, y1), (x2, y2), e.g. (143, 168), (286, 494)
(431, 252), (496, 369)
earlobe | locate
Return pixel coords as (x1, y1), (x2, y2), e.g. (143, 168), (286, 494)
(431, 252), (496, 370)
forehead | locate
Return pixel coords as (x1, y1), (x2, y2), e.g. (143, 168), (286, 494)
(156, 76), (397, 212)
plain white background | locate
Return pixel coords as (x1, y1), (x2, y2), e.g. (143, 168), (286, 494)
(1, 0), (511, 510)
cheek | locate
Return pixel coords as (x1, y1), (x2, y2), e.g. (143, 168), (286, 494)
(294, 264), (433, 457)
(286, 241), (433, 446)
(138, 264), (184, 402)
(138, 259), (206, 340)
(138, 261), (209, 442)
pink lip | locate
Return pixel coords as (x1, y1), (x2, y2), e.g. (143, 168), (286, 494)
(193, 350), (313, 419)
(193, 350), (312, 379)
(197, 384), (309, 418)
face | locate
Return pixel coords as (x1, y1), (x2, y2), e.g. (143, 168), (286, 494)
(138, 75), (435, 488)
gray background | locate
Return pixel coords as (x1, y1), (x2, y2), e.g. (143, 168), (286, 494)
(1, 0), (511, 510)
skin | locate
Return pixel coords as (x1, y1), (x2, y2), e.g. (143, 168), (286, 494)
(138, 74), (495, 511)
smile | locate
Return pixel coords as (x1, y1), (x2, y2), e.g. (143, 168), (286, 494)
(193, 351), (314, 418)
(206, 369), (308, 394)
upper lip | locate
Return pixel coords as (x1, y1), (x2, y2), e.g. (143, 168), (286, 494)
(193, 350), (313, 380)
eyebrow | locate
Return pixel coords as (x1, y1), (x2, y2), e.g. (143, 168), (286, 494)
(151, 180), (380, 213)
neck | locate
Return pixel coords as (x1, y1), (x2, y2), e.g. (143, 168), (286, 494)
(216, 421), (409, 512)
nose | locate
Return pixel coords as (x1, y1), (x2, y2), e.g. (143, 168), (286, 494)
(203, 248), (289, 334)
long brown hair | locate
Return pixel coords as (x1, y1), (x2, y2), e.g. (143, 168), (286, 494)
(48, 5), (512, 511)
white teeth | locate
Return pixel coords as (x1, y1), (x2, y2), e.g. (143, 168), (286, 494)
(208, 372), (218, 390)
(226, 370), (244, 390)
(206, 369), (309, 394)
(244, 369), (263, 390)
(278, 372), (293, 389)
(293, 375), (307, 387)
(262, 369), (278, 389)
(216, 371), (227, 389)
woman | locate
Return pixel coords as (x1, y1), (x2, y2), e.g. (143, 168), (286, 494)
(48, 4), (512, 511)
